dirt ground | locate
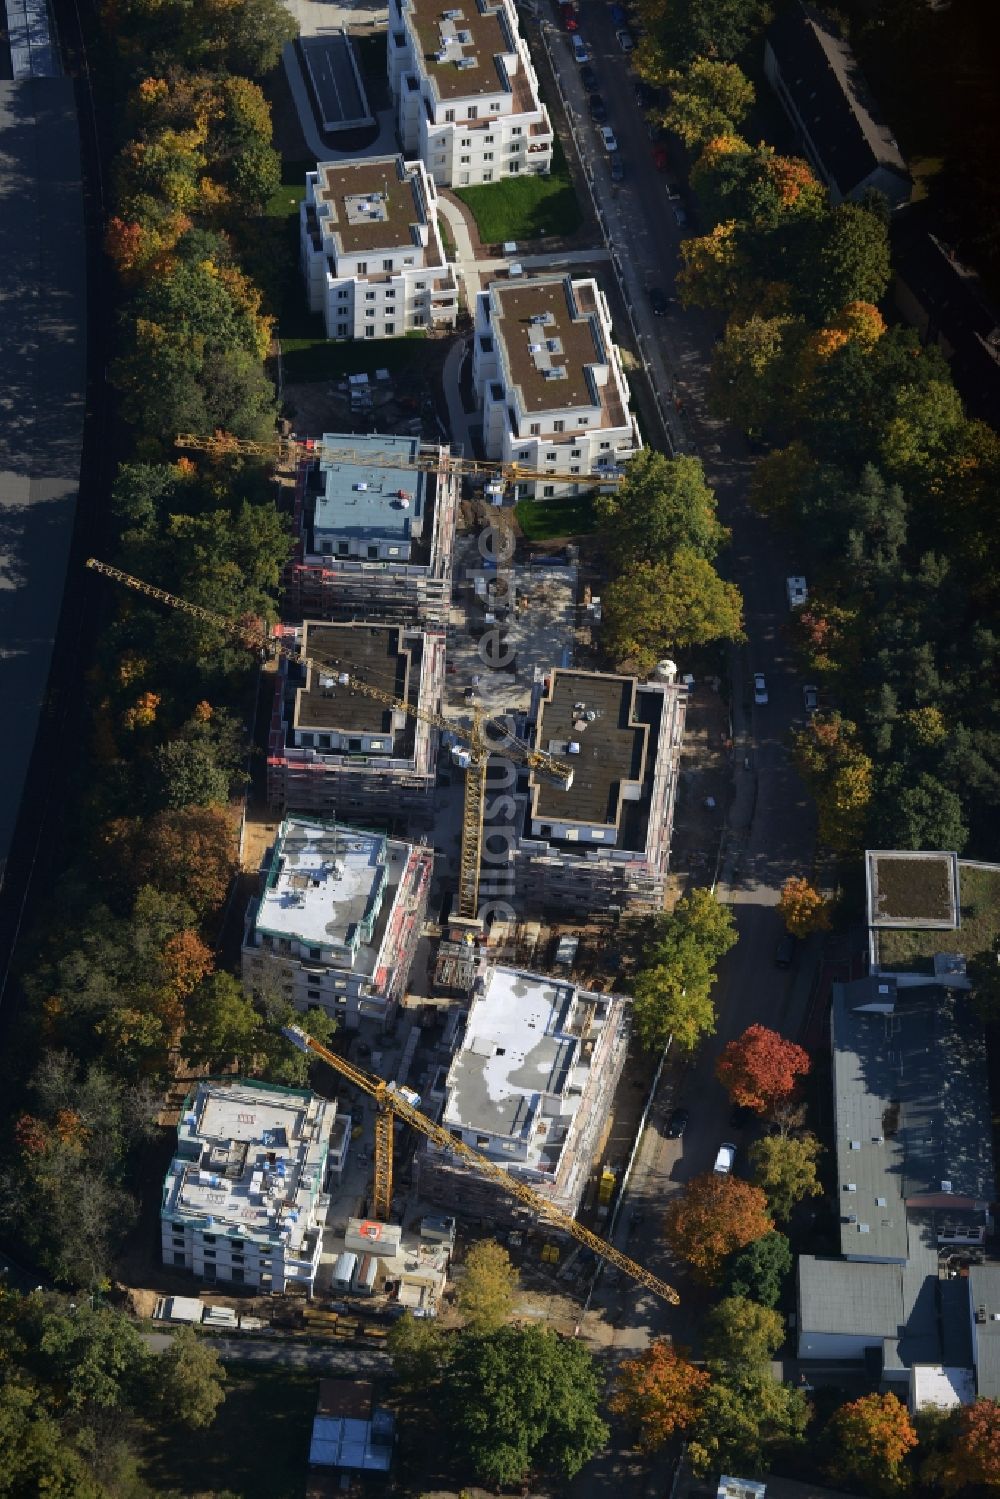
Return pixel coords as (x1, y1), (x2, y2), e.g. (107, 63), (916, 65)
(668, 681), (733, 899)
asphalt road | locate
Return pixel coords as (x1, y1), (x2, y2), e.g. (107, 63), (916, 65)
(144, 1330), (391, 1373)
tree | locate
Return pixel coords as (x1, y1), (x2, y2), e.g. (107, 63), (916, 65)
(37, 1303), (152, 1417)
(107, 804), (236, 916)
(704, 1296), (785, 1369)
(629, 888), (737, 1052)
(149, 739), (231, 809)
(874, 770), (969, 853)
(678, 221), (750, 313)
(932, 1398), (1000, 1493)
(609, 1340), (709, 1454)
(778, 876), (832, 936)
(792, 712), (874, 852)
(664, 1174), (774, 1284)
(457, 1240), (519, 1333)
(825, 1393), (917, 1496)
(638, 0), (773, 68)
(749, 1132), (823, 1221)
(662, 60), (754, 148)
(596, 450), (728, 567)
(156, 1325), (227, 1428)
(724, 1230), (792, 1308)
(797, 201), (892, 323)
(444, 1326), (609, 1486)
(0, 1378), (105, 1499)
(688, 1366), (810, 1478)
(708, 314), (806, 434)
(603, 552), (744, 677)
(387, 1312), (447, 1389)
(715, 1025), (811, 1114)
(184, 971), (262, 1071)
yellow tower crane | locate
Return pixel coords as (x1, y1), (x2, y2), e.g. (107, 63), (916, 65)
(174, 431), (629, 498)
(282, 1022), (680, 1306)
(84, 558), (573, 920)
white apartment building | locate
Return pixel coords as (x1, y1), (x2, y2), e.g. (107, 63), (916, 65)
(473, 276), (640, 496)
(162, 1079), (349, 1297)
(285, 433), (458, 628)
(301, 155), (458, 339)
(266, 619), (445, 826)
(515, 666), (687, 914)
(417, 966), (629, 1220)
(242, 817), (433, 1029)
(388, 0), (553, 187)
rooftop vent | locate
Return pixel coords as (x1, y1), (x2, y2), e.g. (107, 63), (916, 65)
(876, 1196), (887, 1207)
(543, 365), (568, 380)
(858, 1223), (870, 1234)
(443, 7), (463, 16)
(456, 27), (472, 41)
(845, 1182), (857, 1192)
(456, 55), (477, 68)
(850, 1140), (861, 1150)
(977, 1306), (987, 1323)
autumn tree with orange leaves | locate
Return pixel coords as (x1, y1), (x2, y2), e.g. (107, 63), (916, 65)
(105, 805), (236, 917)
(610, 1341), (710, 1453)
(778, 876), (832, 937)
(825, 1393), (917, 1496)
(716, 1024), (811, 1114)
(664, 1174), (773, 1284)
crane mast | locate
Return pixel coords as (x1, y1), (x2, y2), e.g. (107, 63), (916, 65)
(84, 558), (571, 918)
(283, 1024), (679, 1307)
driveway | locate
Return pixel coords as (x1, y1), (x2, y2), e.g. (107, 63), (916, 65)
(144, 1330), (391, 1373)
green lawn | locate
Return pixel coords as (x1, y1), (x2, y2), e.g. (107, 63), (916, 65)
(876, 862), (1000, 973)
(455, 137), (581, 243)
(281, 329), (428, 385)
(264, 158), (314, 220)
(516, 489), (598, 540)
(137, 1363), (318, 1499)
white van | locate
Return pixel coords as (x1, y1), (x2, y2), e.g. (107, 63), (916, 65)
(714, 1142), (737, 1175)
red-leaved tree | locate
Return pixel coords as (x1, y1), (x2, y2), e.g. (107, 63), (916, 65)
(716, 1024), (811, 1114)
(609, 1340), (710, 1453)
(663, 1173), (774, 1284)
(936, 1398), (1000, 1493)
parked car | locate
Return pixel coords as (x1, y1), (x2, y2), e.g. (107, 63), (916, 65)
(714, 1142), (737, 1175)
(673, 201), (688, 227)
(571, 33), (589, 62)
(580, 63), (598, 91)
(599, 123), (618, 152)
(588, 92), (608, 122)
(665, 182), (681, 201)
(803, 683), (819, 715)
(729, 1103), (756, 1130)
(558, 1), (578, 29)
(786, 574), (808, 608)
(666, 1106), (690, 1139)
(634, 79), (657, 109)
(754, 672), (768, 705)
(775, 932), (797, 969)
(616, 27), (635, 51)
(609, 151), (625, 181)
(652, 144), (669, 171)
(648, 285), (668, 316)
(609, 2), (627, 24)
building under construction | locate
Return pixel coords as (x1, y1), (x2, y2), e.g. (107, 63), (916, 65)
(242, 816), (433, 1029)
(514, 666), (687, 915)
(416, 965), (628, 1221)
(284, 434), (459, 628)
(266, 619), (445, 827)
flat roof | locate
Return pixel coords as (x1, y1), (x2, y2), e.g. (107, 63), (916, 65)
(164, 1080), (334, 1253)
(798, 1233), (940, 1364)
(970, 1266), (1000, 1398)
(256, 819), (386, 946)
(532, 669), (647, 826)
(442, 967), (613, 1171)
(911, 1364), (975, 1411)
(832, 977), (993, 1260)
(295, 622), (415, 736)
(316, 432), (426, 542)
(407, 0), (517, 102)
(866, 849), (960, 928)
(490, 278), (613, 416)
(301, 34), (372, 131)
(312, 155), (429, 256)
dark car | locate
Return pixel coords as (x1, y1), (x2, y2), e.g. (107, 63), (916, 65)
(609, 151), (625, 182)
(558, 0), (578, 29)
(580, 63), (598, 91)
(648, 285), (668, 316)
(775, 932), (798, 969)
(634, 79), (657, 110)
(666, 1107), (689, 1138)
(588, 92), (608, 122)
(609, 1), (627, 23)
(729, 1102), (756, 1130)
(652, 143), (669, 171)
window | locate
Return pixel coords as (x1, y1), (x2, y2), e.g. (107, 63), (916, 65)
(348, 738), (363, 751)
(461, 137), (471, 147)
(385, 322), (395, 335)
(546, 451), (557, 462)
(490, 100), (499, 111)
(553, 419), (564, 433)
(356, 261), (367, 274)
(529, 423), (540, 436)
(385, 288), (396, 298)
(338, 287), (349, 299)
(483, 171), (493, 181)
(383, 258), (393, 271)
(570, 448), (581, 458)
(468, 106), (478, 119)
(203, 1247), (216, 1260)
(571, 465), (580, 474)
(173, 1252), (186, 1267)
(484, 134), (494, 143)
(445, 108), (455, 121)
(599, 440), (611, 450)
(414, 280), (426, 290)
(366, 290), (376, 301)
(483, 151), (494, 161)
(365, 309), (375, 320)
(543, 485), (555, 497)
(511, 125), (522, 136)
(460, 155), (470, 165)
(476, 1135), (490, 1149)
(577, 416), (588, 426)
(307, 988), (320, 1002)
(404, 256), (414, 265)
(203, 1262), (216, 1280)
(509, 161), (520, 173)
(308, 945), (321, 960)
(365, 327), (375, 337)
(337, 322), (348, 336)
(231, 1267), (245, 1284)
(459, 173), (469, 185)
(413, 312), (425, 325)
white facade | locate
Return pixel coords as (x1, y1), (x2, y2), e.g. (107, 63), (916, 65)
(301, 155), (457, 339)
(162, 1080), (349, 1297)
(388, 0), (552, 187)
(419, 966), (629, 1218)
(473, 276), (640, 497)
(242, 817), (432, 1029)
